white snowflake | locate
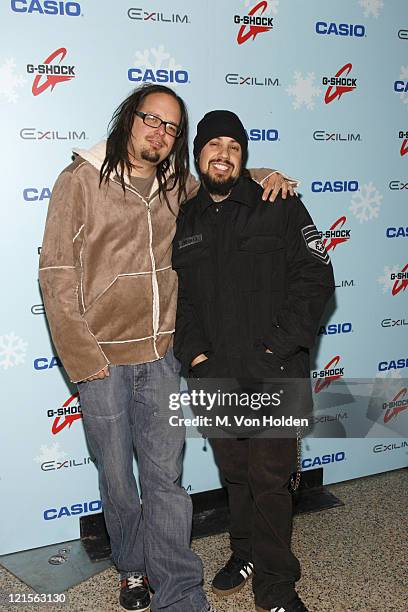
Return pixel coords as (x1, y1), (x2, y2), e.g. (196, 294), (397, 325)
(398, 66), (408, 107)
(244, 0), (279, 15)
(358, 0), (384, 18)
(133, 46), (183, 84)
(349, 182), (382, 223)
(286, 72), (321, 110)
(34, 442), (67, 464)
(0, 332), (28, 370)
(0, 58), (26, 103)
(377, 265), (400, 294)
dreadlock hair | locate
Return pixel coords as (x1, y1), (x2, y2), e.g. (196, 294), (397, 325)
(100, 84), (189, 207)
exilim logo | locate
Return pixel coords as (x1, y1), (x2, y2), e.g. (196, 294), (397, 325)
(127, 7), (190, 24)
(20, 127), (86, 140)
(225, 73), (279, 86)
(313, 130), (361, 142)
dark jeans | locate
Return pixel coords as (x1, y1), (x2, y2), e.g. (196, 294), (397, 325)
(78, 348), (208, 612)
(210, 437), (301, 608)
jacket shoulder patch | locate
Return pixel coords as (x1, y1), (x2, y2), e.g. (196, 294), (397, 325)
(301, 225), (330, 265)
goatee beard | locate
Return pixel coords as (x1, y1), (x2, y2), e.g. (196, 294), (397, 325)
(141, 147), (160, 164)
(201, 171), (239, 196)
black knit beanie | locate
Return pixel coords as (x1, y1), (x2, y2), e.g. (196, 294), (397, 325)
(193, 110), (248, 162)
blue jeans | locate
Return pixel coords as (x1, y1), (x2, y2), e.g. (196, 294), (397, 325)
(78, 348), (208, 612)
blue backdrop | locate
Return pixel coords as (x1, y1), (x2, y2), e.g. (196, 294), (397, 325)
(1, 0), (407, 554)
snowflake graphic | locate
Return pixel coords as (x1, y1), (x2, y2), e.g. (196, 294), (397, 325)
(349, 182), (382, 223)
(398, 66), (408, 107)
(358, 0), (384, 18)
(377, 265), (400, 293)
(244, 0), (279, 15)
(0, 58), (26, 103)
(34, 442), (67, 464)
(0, 332), (28, 370)
(286, 72), (321, 110)
(133, 46), (183, 85)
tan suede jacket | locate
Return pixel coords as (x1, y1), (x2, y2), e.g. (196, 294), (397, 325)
(39, 141), (280, 382)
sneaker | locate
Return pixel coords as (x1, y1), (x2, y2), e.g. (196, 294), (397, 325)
(211, 554), (254, 596)
(119, 574), (151, 611)
(255, 594), (309, 612)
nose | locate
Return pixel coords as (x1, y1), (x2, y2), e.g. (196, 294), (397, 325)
(218, 145), (230, 159)
(156, 123), (166, 136)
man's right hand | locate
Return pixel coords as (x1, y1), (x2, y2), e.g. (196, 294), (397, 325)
(83, 365), (110, 382)
(191, 354), (208, 368)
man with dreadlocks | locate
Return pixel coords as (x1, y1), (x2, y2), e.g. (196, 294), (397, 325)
(39, 84), (296, 612)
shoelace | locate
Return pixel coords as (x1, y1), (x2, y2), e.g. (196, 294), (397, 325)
(127, 575), (145, 589)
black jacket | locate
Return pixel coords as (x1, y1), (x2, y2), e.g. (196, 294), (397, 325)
(172, 177), (335, 388)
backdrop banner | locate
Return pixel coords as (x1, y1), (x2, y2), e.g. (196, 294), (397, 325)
(0, 0), (407, 554)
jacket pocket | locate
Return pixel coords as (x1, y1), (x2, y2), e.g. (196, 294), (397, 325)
(236, 234), (285, 291)
(84, 275), (154, 342)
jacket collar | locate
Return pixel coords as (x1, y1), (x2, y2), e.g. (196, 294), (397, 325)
(197, 175), (258, 214)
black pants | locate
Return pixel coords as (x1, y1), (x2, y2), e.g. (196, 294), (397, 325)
(210, 437), (301, 608)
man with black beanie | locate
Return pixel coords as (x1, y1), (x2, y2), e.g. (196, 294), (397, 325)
(172, 110), (335, 612)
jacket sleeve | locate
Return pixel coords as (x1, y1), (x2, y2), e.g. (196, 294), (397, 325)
(172, 216), (211, 373)
(248, 168), (300, 187)
(263, 196), (335, 359)
(39, 170), (109, 382)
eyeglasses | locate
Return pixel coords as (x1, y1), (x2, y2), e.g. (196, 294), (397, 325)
(135, 111), (181, 138)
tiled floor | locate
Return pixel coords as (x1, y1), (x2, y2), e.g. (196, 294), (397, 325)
(0, 469), (406, 611)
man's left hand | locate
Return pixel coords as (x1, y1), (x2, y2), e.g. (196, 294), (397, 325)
(262, 173), (296, 202)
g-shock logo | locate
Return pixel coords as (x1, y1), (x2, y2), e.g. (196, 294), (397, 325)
(235, 1), (273, 45)
(312, 356), (344, 393)
(391, 264), (408, 296)
(47, 393), (83, 435)
(322, 63), (357, 104)
(399, 131), (408, 156)
(11, 0), (81, 16)
(383, 388), (408, 424)
(27, 48), (75, 96)
(315, 22), (365, 37)
(319, 217), (351, 252)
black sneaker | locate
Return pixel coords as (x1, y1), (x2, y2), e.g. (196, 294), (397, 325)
(119, 574), (150, 611)
(212, 554), (254, 596)
(255, 594), (309, 612)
